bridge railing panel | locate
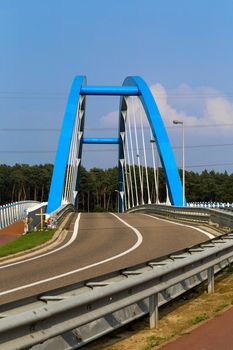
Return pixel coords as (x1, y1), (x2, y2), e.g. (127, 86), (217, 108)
(0, 201), (42, 230)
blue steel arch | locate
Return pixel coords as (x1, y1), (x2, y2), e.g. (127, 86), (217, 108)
(47, 75), (86, 213)
(120, 76), (183, 207)
(47, 75), (184, 213)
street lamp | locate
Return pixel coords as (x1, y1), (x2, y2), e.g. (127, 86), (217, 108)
(173, 119), (185, 206)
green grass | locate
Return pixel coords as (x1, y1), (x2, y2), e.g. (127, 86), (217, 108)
(223, 264), (233, 273)
(0, 229), (56, 257)
(191, 313), (209, 325)
(142, 335), (170, 350)
(214, 302), (230, 313)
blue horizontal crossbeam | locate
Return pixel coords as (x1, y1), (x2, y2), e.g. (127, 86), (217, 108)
(80, 86), (140, 96)
(82, 137), (120, 144)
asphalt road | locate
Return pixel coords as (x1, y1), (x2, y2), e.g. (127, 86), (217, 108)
(0, 212), (211, 306)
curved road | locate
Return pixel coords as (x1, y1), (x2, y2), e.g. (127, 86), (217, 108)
(0, 212), (212, 305)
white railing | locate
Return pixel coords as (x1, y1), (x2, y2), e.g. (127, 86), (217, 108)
(188, 202), (233, 209)
(0, 201), (41, 230)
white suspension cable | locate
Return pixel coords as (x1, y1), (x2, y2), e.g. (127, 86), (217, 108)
(129, 98), (139, 206)
(156, 149), (160, 204)
(63, 146), (72, 201)
(63, 102), (82, 204)
(140, 105), (151, 204)
(122, 161), (128, 211)
(150, 129), (158, 204)
(125, 125), (135, 207)
(166, 184), (171, 205)
(122, 133), (131, 209)
(119, 158), (127, 211)
(63, 124), (75, 202)
(67, 105), (81, 203)
(68, 113), (80, 203)
(70, 116), (81, 204)
(133, 101), (144, 204)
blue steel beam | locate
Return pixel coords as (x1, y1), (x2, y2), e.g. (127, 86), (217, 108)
(118, 97), (127, 212)
(47, 76), (86, 213)
(82, 137), (120, 144)
(122, 76), (184, 206)
(80, 86), (140, 96)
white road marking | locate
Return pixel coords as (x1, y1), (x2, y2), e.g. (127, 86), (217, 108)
(0, 213), (82, 269)
(0, 213), (143, 296)
(143, 213), (215, 239)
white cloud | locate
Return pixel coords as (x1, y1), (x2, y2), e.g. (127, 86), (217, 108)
(100, 83), (233, 136)
(205, 97), (233, 124)
(150, 83), (198, 126)
(151, 84), (233, 132)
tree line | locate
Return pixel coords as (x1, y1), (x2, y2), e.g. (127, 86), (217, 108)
(0, 164), (233, 210)
(0, 164), (53, 204)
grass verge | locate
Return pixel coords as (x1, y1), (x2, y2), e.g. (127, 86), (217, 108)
(0, 229), (56, 257)
(142, 335), (171, 350)
(191, 313), (209, 325)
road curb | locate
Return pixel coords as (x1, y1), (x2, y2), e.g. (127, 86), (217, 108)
(0, 213), (73, 265)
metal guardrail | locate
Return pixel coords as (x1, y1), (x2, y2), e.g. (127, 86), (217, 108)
(0, 201), (41, 230)
(188, 201), (233, 209)
(128, 203), (233, 229)
(48, 203), (75, 228)
(1, 230), (233, 349)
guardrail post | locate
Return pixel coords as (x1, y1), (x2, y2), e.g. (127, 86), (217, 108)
(207, 267), (214, 294)
(149, 293), (159, 329)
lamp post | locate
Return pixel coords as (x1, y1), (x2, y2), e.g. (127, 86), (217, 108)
(173, 119), (185, 206)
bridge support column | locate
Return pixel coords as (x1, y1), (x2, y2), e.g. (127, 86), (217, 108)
(149, 293), (159, 329)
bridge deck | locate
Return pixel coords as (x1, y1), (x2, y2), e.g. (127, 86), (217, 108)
(0, 213), (209, 305)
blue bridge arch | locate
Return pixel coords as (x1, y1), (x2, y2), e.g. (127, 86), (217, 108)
(47, 76), (184, 213)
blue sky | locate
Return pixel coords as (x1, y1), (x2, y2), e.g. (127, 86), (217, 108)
(0, 0), (233, 172)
